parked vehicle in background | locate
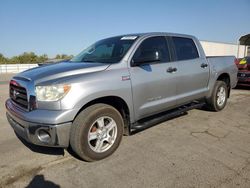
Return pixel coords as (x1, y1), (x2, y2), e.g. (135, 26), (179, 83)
(237, 56), (250, 86)
(235, 58), (241, 66)
(6, 32), (238, 161)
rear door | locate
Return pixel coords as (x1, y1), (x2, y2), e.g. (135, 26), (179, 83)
(129, 36), (178, 120)
(170, 37), (210, 105)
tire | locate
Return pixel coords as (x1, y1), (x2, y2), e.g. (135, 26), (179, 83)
(70, 103), (124, 161)
(206, 81), (228, 111)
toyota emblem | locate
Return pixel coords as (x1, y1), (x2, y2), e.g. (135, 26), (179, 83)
(13, 90), (20, 99)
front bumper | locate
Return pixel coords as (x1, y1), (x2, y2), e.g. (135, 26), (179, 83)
(237, 72), (250, 86)
(6, 99), (74, 148)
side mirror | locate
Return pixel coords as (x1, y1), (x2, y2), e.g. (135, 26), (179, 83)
(132, 51), (160, 66)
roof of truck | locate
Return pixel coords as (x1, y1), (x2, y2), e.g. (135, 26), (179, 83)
(114, 32), (196, 39)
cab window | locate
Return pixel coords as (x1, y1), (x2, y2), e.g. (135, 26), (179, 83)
(172, 37), (199, 61)
(132, 36), (170, 64)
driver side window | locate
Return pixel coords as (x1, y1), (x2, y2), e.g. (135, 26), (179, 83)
(132, 36), (170, 64)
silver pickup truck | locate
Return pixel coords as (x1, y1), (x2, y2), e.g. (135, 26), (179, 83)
(6, 32), (238, 161)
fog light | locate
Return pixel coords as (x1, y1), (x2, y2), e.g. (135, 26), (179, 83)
(38, 129), (51, 143)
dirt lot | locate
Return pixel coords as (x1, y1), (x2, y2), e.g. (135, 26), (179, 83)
(0, 74), (250, 188)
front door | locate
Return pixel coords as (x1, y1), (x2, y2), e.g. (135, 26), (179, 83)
(129, 36), (178, 121)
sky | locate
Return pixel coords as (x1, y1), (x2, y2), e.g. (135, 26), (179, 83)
(0, 0), (249, 58)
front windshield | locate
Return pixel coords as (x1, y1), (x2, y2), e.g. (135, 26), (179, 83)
(70, 36), (138, 63)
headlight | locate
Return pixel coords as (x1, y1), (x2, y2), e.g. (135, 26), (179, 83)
(35, 84), (71, 101)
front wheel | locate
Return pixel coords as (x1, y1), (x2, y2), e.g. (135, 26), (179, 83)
(206, 81), (228, 111)
(70, 104), (124, 161)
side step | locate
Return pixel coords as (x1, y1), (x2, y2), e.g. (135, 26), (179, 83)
(130, 102), (205, 134)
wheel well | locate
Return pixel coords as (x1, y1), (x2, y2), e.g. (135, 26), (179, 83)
(217, 73), (231, 97)
(75, 96), (130, 135)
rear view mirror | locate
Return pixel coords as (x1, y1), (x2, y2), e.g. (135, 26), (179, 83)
(132, 51), (160, 66)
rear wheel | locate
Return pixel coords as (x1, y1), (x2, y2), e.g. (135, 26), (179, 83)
(206, 81), (228, 111)
(70, 104), (123, 161)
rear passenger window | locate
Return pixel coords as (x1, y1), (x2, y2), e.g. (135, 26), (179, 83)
(172, 37), (199, 61)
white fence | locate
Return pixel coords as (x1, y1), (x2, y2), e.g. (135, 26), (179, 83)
(0, 64), (38, 73)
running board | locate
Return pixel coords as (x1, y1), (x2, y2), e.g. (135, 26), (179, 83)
(130, 102), (205, 134)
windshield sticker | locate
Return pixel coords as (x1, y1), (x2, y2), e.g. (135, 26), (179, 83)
(121, 36), (137, 40)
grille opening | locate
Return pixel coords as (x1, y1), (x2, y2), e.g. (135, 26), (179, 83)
(9, 82), (28, 109)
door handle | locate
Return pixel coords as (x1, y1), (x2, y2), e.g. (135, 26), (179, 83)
(201, 63), (208, 68)
(167, 67), (177, 73)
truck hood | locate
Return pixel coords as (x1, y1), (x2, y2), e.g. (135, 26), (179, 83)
(14, 61), (110, 83)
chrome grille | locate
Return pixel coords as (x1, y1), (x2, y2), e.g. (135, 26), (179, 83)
(9, 81), (28, 109)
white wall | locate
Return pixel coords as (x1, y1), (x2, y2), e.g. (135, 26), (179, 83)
(200, 41), (248, 58)
(0, 64), (38, 73)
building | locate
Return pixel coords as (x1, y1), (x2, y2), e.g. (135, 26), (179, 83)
(200, 34), (250, 58)
(200, 40), (249, 58)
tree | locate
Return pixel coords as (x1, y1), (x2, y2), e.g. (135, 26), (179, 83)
(18, 52), (38, 64)
(37, 54), (48, 63)
(0, 53), (8, 64)
(55, 54), (73, 60)
(0, 52), (72, 64)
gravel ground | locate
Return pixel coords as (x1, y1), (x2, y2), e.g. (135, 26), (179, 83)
(0, 74), (249, 188)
